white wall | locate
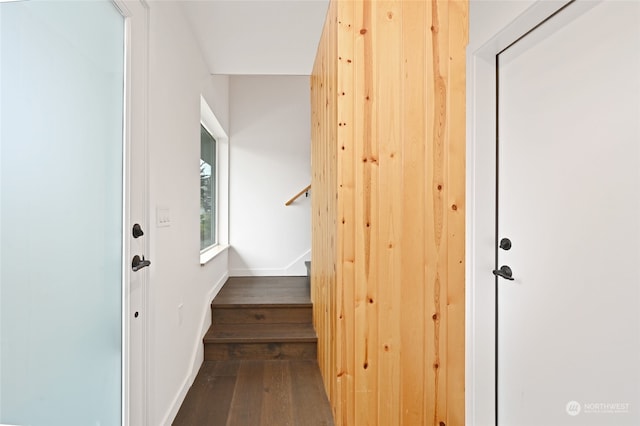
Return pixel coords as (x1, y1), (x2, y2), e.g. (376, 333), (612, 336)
(228, 75), (311, 276)
(147, 2), (229, 424)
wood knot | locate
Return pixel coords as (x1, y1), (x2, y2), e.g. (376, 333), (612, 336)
(451, 204), (458, 211)
(432, 313), (438, 321)
(363, 362), (369, 370)
(437, 184), (443, 191)
(434, 363), (439, 369)
(384, 345), (390, 351)
(368, 298), (374, 304)
(387, 11), (393, 19)
(360, 28), (367, 35)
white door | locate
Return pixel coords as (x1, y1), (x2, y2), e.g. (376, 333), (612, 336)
(497, 1), (640, 425)
(0, 1), (148, 424)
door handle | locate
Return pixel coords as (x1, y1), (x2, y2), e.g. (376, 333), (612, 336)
(493, 265), (514, 280)
(132, 255), (151, 272)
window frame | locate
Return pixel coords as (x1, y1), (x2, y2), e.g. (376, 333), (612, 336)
(199, 95), (229, 265)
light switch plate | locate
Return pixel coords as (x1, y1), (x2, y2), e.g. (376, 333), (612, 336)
(157, 206), (171, 227)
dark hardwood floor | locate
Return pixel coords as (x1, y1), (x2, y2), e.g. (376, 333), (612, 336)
(173, 276), (334, 425)
(172, 359), (334, 425)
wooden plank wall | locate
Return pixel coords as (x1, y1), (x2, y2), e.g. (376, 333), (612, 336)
(311, 0), (339, 414)
(311, 1), (468, 425)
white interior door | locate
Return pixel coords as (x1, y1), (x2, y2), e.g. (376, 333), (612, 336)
(0, 1), (148, 424)
(497, 1), (640, 425)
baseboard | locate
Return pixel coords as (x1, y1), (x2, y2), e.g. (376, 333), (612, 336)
(230, 249), (311, 276)
(160, 271), (229, 426)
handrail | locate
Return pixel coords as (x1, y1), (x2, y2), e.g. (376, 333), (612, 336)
(285, 184), (311, 206)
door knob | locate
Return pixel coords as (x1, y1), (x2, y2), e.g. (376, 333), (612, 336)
(132, 223), (144, 239)
(493, 265), (514, 280)
(499, 238), (512, 250)
(132, 255), (151, 272)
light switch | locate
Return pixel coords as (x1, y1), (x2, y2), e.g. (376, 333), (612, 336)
(157, 206), (171, 227)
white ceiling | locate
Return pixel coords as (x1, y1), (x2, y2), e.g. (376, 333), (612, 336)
(180, 0), (330, 75)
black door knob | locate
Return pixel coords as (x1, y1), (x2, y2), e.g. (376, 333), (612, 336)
(493, 265), (514, 280)
(499, 238), (512, 250)
(132, 223), (144, 239)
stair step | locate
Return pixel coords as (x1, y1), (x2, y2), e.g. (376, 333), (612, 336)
(212, 276), (310, 305)
(204, 341), (317, 361)
(205, 276), (317, 361)
(205, 322), (317, 343)
(204, 323), (317, 361)
(212, 304), (312, 324)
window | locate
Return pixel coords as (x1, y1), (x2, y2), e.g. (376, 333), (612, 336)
(199, 95), (229, 265)
(200, 124), (216, 250)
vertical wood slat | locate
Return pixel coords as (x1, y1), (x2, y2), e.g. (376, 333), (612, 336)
(400, 1), (427, 424)
(375, 2), (401, 425)
(336, 2), (356, 425)
(445, 1), (468, 424)
(311, 1), (468, 424)
(424, 1), (451, 423)
(311, 0), (338, 421)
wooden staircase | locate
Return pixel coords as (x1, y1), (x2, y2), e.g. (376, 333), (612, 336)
(173, 274), (334, 425)
(204, 276), (317, 360)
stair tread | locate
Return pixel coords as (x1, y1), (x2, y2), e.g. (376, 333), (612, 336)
(213, 302), (312, 308)
(212, 276), (310, 305)
(205, 323), (317, 343)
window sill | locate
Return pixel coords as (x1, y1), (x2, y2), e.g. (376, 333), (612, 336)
(200, 244), (229, 266)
